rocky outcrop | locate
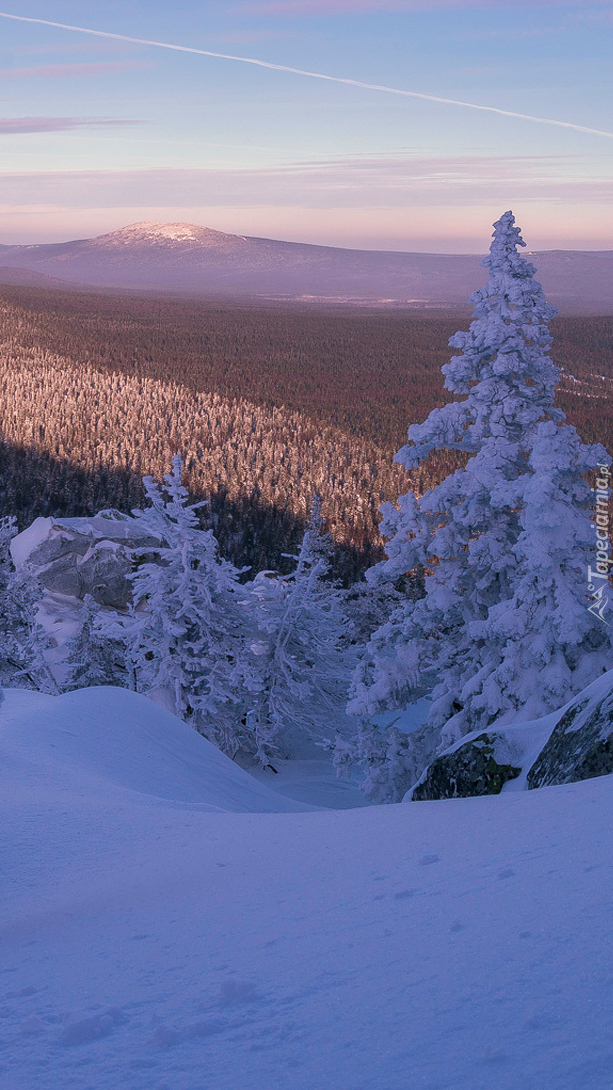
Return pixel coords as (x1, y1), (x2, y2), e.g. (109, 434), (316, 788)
(410, 733), (522, 801)
(527, 680), (613, 789)
(408, 671), (613, 801)
(11, 511), (160, 610)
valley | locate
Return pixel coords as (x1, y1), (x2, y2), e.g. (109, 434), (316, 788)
(0, 284), (611, 580)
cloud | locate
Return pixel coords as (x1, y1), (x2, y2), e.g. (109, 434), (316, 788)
(0, 61), (150, 79)
(0, 117), (146, 134)
(0, 11), (610, 141)
(0, 155), (609, 210)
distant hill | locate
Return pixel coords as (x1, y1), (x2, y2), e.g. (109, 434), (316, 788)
(0, 265), (78, 289)
(0, 222), (611, 312)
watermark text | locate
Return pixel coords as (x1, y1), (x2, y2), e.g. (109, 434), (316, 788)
(587, 462), (611, 625)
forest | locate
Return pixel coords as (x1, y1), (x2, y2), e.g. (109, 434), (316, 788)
(0, 212), (611, 795)
(0, 284), (611, 579)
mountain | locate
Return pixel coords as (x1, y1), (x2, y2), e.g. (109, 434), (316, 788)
(1, 221), (612, 311)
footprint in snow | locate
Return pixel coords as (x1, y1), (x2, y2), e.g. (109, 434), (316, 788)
(149, 1025), (182, 1049)
(59, 1007), (127, 1047)
(217, 981), (261, 1006)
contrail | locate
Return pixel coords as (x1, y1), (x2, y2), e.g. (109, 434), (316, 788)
(1, 9), (612, 140)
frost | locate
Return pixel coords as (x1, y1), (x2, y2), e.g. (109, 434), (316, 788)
(348, 211), (612, 797)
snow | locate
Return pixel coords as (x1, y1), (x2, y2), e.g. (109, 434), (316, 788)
(94, 222), (238, 249)
(349, 211), (611, 799)
(9, 516), (56, 569)
(0, 687), (311, 814)
(10, 512), (157, 570)
(405, 667), (613, 797)
(373, 696), (431, 735)
(2, 685), (612, 1089)
(248, 756), (369, 809)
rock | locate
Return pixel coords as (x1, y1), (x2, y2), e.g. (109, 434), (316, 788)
(38, 551), (85, 599)
(527, 680), (613, 789)
(411, 733), (522, 801)
(407, 671), (613, 801)
(11, 511), (160, 610)
(77, 543), (140, 609)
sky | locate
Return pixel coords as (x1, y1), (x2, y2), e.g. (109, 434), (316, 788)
(0, 0), (612, 251)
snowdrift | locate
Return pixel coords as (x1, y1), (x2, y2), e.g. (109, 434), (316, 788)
(2, 695), (612, 1089)
(0, 686), (312, 813)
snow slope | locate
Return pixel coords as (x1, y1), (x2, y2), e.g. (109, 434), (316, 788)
(2, 686), (612, 1089)
(0, 687), (311, 814)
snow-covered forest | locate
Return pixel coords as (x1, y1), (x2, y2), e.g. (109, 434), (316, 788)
(1, 284), (611, 582)
(2, 211), (610, 786)
(3, 212), (613, 1090)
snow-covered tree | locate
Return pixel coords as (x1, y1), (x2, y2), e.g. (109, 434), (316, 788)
(0, 516), (17, 687)
(245, 498), (353, 763)
(63, 594), (127, 691)
(0, 516), (57, 693)
(126, 457), (252, 757)
(348, 211), (611, 796)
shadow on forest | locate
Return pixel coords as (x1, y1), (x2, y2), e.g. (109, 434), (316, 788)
(0, 441), (381, 583)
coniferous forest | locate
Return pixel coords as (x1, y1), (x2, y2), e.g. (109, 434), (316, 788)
(0, 285), (611, 580)
(2, 213), (611, 783)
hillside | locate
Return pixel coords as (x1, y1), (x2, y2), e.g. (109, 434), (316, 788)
(0, 267), (77, 289)
(1, 222), (612, 311)
(0, 288), (611, 577)
(2, 684), (612, 1089)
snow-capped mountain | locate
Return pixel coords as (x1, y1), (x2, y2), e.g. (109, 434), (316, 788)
(80, 221), (252, 254)
(1, 221), (611, 310)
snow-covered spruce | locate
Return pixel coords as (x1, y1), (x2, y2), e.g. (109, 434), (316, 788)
(346, 211), (612, 800)
(64, 594), (128, 691)
(245, 498), (353, 764)
(125, 457), (254, 759)
(0, 515), (57, 694)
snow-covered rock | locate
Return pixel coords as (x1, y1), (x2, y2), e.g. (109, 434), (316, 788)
(527, 669), (613, 788)
(11, 511), (160, 608)
(410, 731), (523, 800)
(408, 669), (613, 800)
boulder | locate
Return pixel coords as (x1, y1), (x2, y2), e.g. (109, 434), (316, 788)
(11, 511), (160, 610)
(410, 732), (522, 801)
(407, 670), (613, 801)
(527, 678), (613, 789)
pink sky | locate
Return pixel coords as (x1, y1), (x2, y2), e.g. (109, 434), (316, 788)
(0, 1), (611, 250)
